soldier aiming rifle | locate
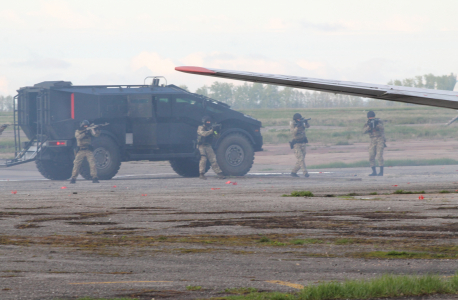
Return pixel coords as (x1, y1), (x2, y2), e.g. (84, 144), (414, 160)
(290, 113), (310, 178)
(197, 116), (225, 180)
(69, 120), (108, 184)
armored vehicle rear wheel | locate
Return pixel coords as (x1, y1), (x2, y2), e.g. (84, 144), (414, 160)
(170, 157), (210, 177)
(216, 133), (254, 176)
(36, 153), (73, 180)
(80, 135), (121, 180)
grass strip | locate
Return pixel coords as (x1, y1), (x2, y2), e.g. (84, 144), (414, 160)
(283, 191), (314, 197)
(354, 250), (456, 260)
(308, 158), (458, 169)
(393, 190), (425, 194)
(216, 274), (458, 300)
(58, 298), (133, 300)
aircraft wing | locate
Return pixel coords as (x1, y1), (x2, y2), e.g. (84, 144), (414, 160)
(175, 66), (458, 110)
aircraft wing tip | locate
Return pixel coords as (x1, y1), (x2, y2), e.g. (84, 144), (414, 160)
(175, 66), (216, 74)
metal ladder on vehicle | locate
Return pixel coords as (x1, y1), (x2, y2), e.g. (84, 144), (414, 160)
(1, 93), (48, 167)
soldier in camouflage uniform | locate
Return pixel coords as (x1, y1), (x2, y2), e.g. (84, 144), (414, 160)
(197, 116), (226, 180)
(70, 120), (100, 183)
(290, 113), (310, 178)
(0, 124), (7, 135)
(363, 111), (386, 176)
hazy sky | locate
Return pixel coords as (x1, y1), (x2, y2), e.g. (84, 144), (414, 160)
(0, 0), (457, 95)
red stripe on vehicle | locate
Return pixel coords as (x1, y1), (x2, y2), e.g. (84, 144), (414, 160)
(71, 93), (74, 119)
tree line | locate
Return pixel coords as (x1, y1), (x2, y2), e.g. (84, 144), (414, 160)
(388, 73), (456, 90)
(0, 73), (455, 112)
(0, 96), (13, 112)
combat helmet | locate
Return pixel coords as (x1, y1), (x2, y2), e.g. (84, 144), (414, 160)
(293, 113), (302, 120)
(80, 120), (90, 127)
(202, 115), (212, 124)
(367, 111), (375, 118)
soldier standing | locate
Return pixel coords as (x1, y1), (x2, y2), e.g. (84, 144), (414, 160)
(290, 113), (310, 178)
(197, 116), (226, 180)
(363, 111), (385, 176)
(70, 120), (100, 183)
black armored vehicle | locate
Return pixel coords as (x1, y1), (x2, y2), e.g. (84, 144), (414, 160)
(5, 78), (263, 180)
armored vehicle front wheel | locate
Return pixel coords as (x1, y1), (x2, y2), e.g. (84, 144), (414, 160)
(170, 157), (210, 177)
(216, 133), (254, 176)
(36, 152), (73, 180)
(80, 135), (121, 180)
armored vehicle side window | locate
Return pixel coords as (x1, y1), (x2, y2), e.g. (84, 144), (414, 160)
(173, 97), (203, 117)
(156, 97), (171, 118)
(205, 104), (223, 114)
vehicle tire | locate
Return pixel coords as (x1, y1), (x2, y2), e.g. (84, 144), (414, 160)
(36, 152), (73, 180)
(216, 133), (254, 176)
(170, 157), (210, 177)
(80, 135), (121, 180)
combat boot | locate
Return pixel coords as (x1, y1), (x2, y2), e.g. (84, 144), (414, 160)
(304, 172), (310, 178)
(378, 166), (384, 176)
(369, 167), (377, 176)
(291, 172), (299, 177)
(216, 173), (226, 179)
(70, 178), (76, 184)
(92, 178), (100, 183)
(199, 173), (207, 180)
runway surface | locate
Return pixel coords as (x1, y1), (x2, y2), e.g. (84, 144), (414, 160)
(1, 162), (458, 299)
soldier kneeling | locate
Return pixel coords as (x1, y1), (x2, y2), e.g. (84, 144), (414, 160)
(70, 120), (100, 183)
(197, 116), (226, 180)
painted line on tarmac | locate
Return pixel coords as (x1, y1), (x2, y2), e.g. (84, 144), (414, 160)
(249, 172), (333, 175)
(0, 178), (48, 182)
(0, 172), (334, 182)
(69, 280), (173, 285)
(113, 173), (176, 178)
(0, 173), (178, 182)
(265, 280), (304, 289)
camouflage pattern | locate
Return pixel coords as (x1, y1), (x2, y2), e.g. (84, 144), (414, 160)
(197, 125), (222, 174)
(291, 143), (308, 174)
(0, 124), (7, 135)
(363, 119), (386, 167)
(197, 125), (219, 144)
(71, 150), (98, 178)
(71, 128), (101, 179)
(75, 128), (100, 147)
(290, 120), (310, 140)
(198, 144), (222, 174)
(290, 120), (309, 174)
(368, 137), (385, 167)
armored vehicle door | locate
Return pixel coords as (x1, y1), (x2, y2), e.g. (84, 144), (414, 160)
(170, 96), (204, 152)
(154, 96), (172, 147)
(127, 95), (158, 149)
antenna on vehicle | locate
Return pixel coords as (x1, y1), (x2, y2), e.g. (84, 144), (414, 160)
(144, 76), (167, 86)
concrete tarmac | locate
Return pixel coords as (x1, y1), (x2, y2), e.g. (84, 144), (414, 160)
(1, 162), (458, 299)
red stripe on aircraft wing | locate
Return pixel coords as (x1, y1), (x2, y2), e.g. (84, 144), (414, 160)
(175, 66), (216, 74)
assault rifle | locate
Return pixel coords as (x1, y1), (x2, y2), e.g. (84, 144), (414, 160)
(211, 123), (222, 132)
(294, 118), (311, 127)
(84, 122), (109, 132)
